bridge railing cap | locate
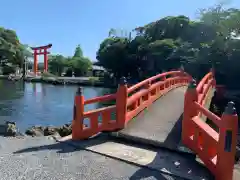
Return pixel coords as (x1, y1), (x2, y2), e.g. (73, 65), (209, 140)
(76, 87), (83, 95)
(224, 101), (237, 115)
(179, 65), (184, 72)
(119, 77), (127, 85)
(188, 79), (197, 89)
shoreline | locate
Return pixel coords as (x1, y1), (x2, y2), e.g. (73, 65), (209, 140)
(0, 75), (116, 88)
(0, 121), (73, 138)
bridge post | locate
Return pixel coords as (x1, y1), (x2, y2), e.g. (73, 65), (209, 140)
(216, 101), (238, 180)
(116, 77), (128, 129)
(161, 75), (167, 89)
(182, 80), (198, 145)
(72, 87), (85, 140)
(210, 68), (216, 87)
(144, 81), (151, 102)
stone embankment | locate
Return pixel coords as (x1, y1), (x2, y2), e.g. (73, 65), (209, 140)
(0, 121), (87, 138)
(0, 121), (19, 136)
(24, 76), (114, 88)
(25, 124), (74, 137)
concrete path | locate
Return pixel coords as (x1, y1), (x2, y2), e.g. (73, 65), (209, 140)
(111, 87), (193, 154)
(0, 136), (185, 180)
(59, 134), (214, 180)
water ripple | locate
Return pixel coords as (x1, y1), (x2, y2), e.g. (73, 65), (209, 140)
(0, 80), (111, 132)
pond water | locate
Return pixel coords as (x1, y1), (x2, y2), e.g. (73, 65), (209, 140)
(0, 79), (113, 132)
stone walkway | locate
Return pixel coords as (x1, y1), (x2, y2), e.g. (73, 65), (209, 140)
(59, 134), (213, 180)
(0, 134), (239, 180)
(0, 136), (184, 180)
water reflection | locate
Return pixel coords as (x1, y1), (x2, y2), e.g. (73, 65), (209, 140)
(0, 80), (25, 123)
(0, 80), (25, 100)
(0, 79), (112, 132)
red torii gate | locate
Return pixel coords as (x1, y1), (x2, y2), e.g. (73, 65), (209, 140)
(31, 44), (52, 75)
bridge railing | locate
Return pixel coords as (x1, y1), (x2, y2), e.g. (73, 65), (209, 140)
(182, 71), (238, 180)
(72, 70), (191, 140)
(124, 71), (190, 124)
(72, 88), (118, 140)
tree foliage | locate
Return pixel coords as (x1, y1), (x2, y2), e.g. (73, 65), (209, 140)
(0, 27), (33, 74)
(96, 4), (240, 88)
(0, 27), (92, 77)
(0, 27), (22, 66)
(48, 45), (92, 76)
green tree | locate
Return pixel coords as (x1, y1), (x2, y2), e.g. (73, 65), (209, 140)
(48, 55), (67, 76)
(96, 3), (240, 87)
(73, 44), (83, 58)
(97, 37), (131, 79)
(0, 28), (20, 64)
(66, 45), (92, 76)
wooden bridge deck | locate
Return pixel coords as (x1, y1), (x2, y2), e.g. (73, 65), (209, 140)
(111, 86), (194, 154)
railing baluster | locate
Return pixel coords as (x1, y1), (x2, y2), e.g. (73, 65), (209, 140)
(90, 113), (99, 135)
(145, 81), (151, 101)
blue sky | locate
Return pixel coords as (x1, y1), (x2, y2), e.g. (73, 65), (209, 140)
(1, 0), (240, 62)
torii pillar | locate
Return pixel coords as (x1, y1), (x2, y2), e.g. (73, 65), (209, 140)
(31, 44), (52, 75)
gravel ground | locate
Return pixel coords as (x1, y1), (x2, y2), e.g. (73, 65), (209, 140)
(0, 136), (183, 180)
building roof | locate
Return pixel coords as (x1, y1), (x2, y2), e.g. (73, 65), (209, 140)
(92, 65), (105, 71)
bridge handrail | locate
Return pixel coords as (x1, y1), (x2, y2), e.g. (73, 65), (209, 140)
(84, 93), (116, 105)
(72, 89), (118, 139)
(182, 70), (238, 180)
(125, 72), (190, 123)
(83, 105), (116, 116)
(196, 72), (215, 105)
(196, 72), (213, 94)
(126, 77), (183, 106)
(72, 70), (191, 139)
(127, 71), (188, 94)
(194, 101), (222, 127)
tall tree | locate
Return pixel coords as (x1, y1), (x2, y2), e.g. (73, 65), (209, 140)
(67, 45), (92, 76)
(48, 55), (66, 76)
(73, 45), (83, 58)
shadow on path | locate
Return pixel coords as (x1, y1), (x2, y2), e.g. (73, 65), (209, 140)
(129, 169), (177, 180)
(13, 135), (110, 155)
(12, 135), (184, 179)
(12, 115), (213, 180)
(13, 141), (77, 154)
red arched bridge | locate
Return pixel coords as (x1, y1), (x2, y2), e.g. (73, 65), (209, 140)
(64, 70), (238, 180)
